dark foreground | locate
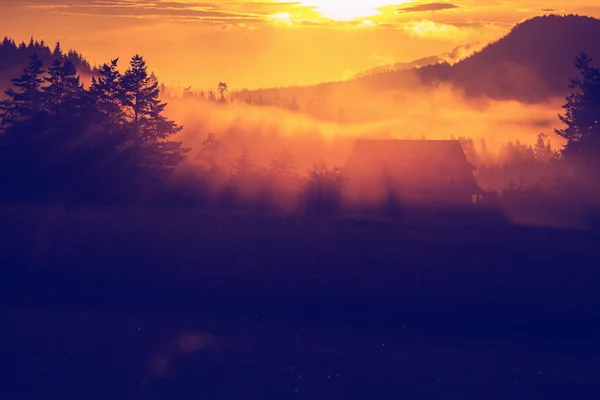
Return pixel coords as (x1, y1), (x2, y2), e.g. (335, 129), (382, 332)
(1, 204), (600, 399)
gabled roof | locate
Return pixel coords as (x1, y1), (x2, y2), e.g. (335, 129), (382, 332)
(345, 139), (476, 172)
(344, 139), (485, 195)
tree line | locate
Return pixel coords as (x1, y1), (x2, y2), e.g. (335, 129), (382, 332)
(0, 49), (599, 209)
(0, 53), (188, 202)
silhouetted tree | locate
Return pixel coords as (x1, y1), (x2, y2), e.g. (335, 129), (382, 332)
(534, 132), (554, 161)
(302, 161), (346, 214)
(198, 133), (226, 171)
(556, 53), (600, 163)
(217, 82), (228, 103)
(232, 151), (254, 176)
(52, 41), (63, 58)
(0, 53), (45, 126)
(43, 60), (84, 119)
(269, 147), (297, 177)
(0, 55), (89, 199)
(90, 58), (124, 132)
(43, 60), (62, 113)
(0, 52), (188, 202)
(121, 55), (187, 173)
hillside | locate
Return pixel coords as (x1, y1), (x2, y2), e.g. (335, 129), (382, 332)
(446, 14), (600, 101)
(350, 55), (442, 79)
(234, 14), (600, 110)
(381, 14), (600, 102)
(351, 42), (484, 80)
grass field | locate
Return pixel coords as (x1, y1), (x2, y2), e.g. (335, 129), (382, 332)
(1, 203), (600, 398)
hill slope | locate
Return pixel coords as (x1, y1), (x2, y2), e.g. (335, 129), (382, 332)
(402, 14), (600, 101)
(446, 14), (600, 100)
(238, 14), (600, 107)
(352, 42), (484, 80)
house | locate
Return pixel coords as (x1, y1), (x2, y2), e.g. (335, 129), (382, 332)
(344, 139), (485, 207)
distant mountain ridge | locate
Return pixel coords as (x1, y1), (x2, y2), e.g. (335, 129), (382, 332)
(240, 14), (600, 107)
(392, 14), (600, 101)
(352, 42), (485, 80)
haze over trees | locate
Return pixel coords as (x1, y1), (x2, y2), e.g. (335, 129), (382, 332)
(0, 15), (600, 216)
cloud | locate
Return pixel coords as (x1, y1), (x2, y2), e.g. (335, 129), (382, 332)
(398, 2), (459, 13)
(404, 20), (464, 38)
(9, 1), (599, 33)
(14, 0), (306, 28)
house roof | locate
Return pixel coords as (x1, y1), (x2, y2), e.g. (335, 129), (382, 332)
(344, 139), (484, 194)
(345, 139), (476, 171)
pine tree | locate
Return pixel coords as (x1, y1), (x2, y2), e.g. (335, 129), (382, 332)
(289, 96), (299, 111)
(232, 151), (254, 176)
(303, 161), (346, 214)
(217, 82), (228, 103)
(555, 53), (600, 159)
(90, 58), (124, 130)
(43, 60), (62, 113)
(43, 59), (84, 117)
(0, 53), (45, 127)
(269, 147), (297, 177)
(53, 41), (63, 57)
(534, 132), (553, 161)
(122, 55), (180, 140)
(198, 133), (224, 170)
(121, 55), (187, 172)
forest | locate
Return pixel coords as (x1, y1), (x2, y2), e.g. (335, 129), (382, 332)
(0, 33), (599, 226)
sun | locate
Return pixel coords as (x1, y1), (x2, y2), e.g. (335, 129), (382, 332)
(300, 0), (397, 21)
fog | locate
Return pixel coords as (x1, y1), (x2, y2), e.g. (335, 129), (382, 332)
(151, 78), (583, 225)
(164, 80), (566, 170)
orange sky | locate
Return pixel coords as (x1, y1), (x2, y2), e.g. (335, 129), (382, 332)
(0, 1), (598, 90)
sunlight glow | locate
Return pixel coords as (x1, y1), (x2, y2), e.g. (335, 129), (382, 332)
(296, 0), (400, 21)
(270, 12), (293, 25)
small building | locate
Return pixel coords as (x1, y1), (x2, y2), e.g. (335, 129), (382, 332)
(344, 139), (485, 208)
